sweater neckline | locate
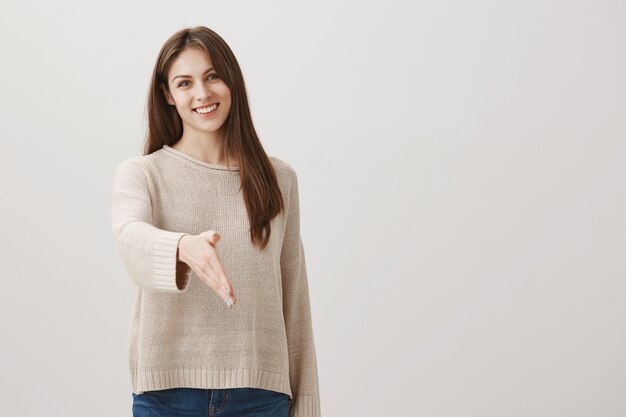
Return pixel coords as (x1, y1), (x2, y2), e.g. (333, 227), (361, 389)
(162, 145), (240, 172)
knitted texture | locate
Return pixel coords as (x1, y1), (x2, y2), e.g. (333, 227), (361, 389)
(111, 144), (321, 417)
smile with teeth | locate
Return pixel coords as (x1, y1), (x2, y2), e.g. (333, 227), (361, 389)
(194, 103), (219, 114)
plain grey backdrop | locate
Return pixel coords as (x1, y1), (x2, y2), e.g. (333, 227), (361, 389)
(1, 1), (624, 416)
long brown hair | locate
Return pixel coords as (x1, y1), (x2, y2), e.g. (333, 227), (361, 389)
(143, 26), (284, 250)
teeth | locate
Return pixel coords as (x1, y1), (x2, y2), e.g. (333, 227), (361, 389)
(195, 104), (218, 114)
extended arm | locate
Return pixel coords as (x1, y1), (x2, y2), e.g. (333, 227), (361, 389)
(111, 159), (191, 292)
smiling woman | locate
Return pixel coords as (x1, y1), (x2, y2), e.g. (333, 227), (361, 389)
(161, 47), (233, 161)
(111, 26), (321, 417)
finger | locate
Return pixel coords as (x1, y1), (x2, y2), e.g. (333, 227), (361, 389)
(199, 231), (234, 306)
(201, 230), (220, 245)
(204, 255), (234, 302)
(199, 261), (232, 304)
(206, 248), (231, 287)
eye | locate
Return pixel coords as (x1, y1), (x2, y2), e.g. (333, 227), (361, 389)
(177, 74), (219, 88)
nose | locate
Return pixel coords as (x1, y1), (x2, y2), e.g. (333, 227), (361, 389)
(194, 81), (212, 100)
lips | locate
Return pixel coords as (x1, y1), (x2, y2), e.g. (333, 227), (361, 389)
(193, 103), (219, 117)
(193, 102), (219, 111)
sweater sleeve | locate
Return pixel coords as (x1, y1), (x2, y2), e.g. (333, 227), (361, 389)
(111, 158), (192, 293)
(280, 168), (321, 417)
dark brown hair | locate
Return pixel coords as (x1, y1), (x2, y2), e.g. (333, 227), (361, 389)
(143, 26), (283, 250)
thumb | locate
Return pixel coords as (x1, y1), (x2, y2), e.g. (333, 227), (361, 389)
(200, 230), (221, 244)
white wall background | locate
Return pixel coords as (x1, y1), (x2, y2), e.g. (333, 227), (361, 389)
(1, 0), (624, 416)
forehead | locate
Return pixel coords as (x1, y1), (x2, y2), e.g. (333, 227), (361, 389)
(169, 48), (213, 79)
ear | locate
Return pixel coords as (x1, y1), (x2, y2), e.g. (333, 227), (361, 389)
(161, 83), (175, 106)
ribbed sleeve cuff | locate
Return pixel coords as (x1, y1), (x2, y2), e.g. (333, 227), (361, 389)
(152, 231), (191, 292)
(290, 395), (320, 417)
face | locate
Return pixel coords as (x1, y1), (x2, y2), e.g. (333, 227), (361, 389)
(162, 48), (232, 139)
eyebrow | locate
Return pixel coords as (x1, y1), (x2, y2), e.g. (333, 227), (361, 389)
(171, 67), (214, 83)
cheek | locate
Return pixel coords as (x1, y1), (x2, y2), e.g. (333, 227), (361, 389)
(221, 100), (232, 117)
(171, 91), (185, 102)
(217, 84), (231, 100)
(221, 92), (232, 110)
(166, 92), (178, 105)
(215, 89), (231, 112)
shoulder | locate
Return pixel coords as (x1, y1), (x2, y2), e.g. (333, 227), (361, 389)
(114, 155), (149, 180)
(113, 150), (166, 179)
(268, 155), (299, 185)
(267, 155), (302, 209)
(112, 152), (165, 193)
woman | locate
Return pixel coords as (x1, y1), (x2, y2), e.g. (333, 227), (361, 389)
(111, 26), (321, 417)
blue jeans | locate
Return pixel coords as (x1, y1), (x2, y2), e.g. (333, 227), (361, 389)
(132, 387), (290, 417)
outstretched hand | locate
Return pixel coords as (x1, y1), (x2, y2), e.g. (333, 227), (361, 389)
(177, 230), (236, 308)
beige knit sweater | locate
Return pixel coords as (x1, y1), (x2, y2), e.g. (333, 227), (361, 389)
(111, 144), (320, 417)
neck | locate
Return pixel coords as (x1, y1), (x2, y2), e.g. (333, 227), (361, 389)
(172, 133), (239, 166)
